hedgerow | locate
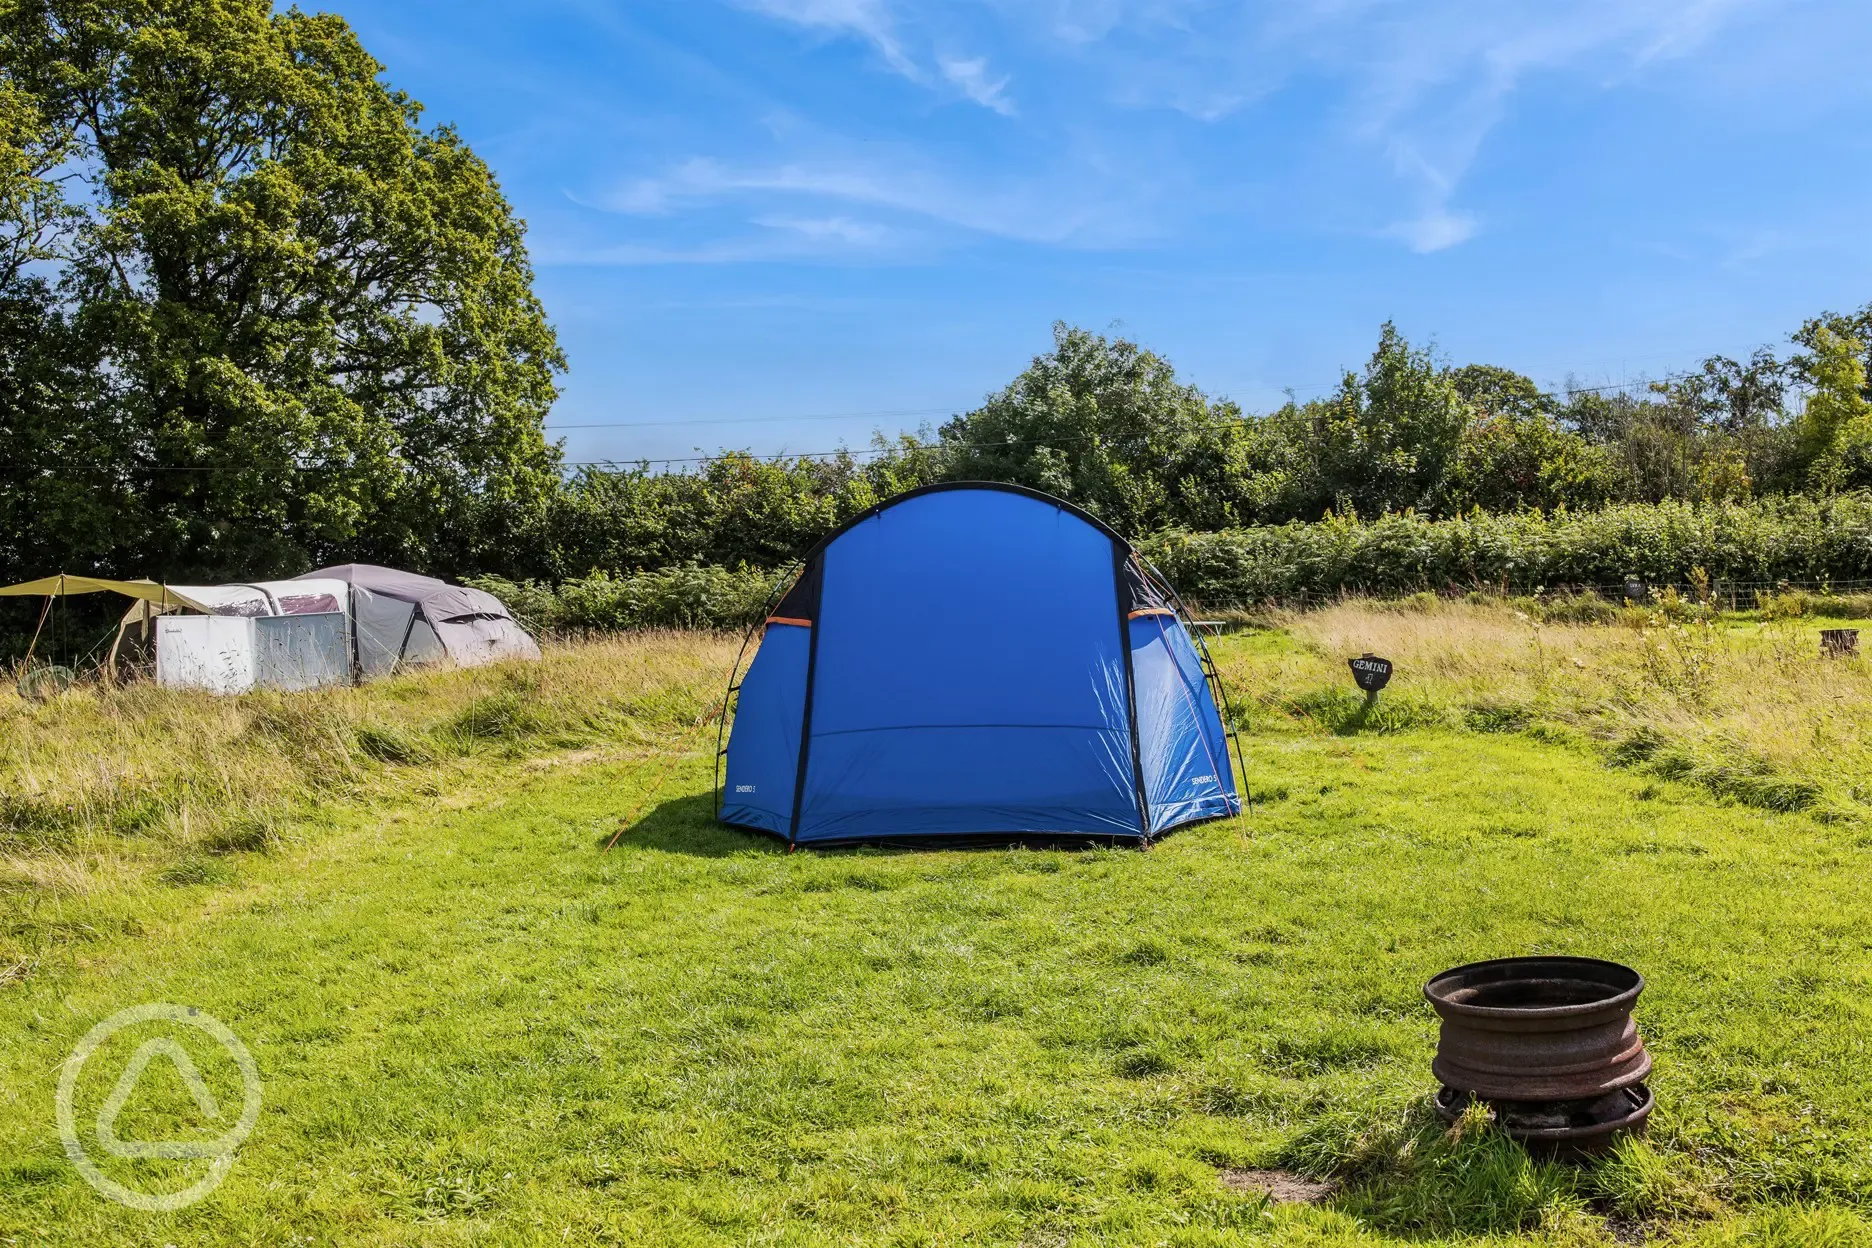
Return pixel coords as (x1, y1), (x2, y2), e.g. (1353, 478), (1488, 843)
(1139, 493), (1872, 605)
(465, 566), (778, 635)
(460, 494), (1872, 631)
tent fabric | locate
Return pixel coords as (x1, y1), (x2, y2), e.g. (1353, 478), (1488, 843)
(0, 574), (346, 680)
(5, 566), (534, 686)
(297, 563), (540, 674)
(348, 588), (422, 677)
(1132, 612), (1236, 834)
(432, 614), (530, 664)
(720, 483), (1240, 846)
(175, 579), (347, 617)
(108, 579), (351, 678)
(125, 579), (347, 620)
(718, 621), (811, 836)
(154, 613), (349, 694)
(0, 574), (213, 612)
(302, 564), (513, 621)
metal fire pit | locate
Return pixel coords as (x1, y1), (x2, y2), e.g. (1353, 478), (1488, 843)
(1424, 956), (1653, 1153)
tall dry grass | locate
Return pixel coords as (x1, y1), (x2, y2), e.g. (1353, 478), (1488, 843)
(0, 632), (739, 893)
(1222, 597), (1872, 815)
(7, 601), (1868, 934)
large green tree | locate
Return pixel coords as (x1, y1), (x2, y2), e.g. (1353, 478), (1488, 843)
(1443, 365), (1614, 512)
(1791, 321), (1872, 491)
(937, 322), (1255, 534)
(1300, 323), (1469, 518)
(0, 0), (563, 581)
(0, 59), (123, 583)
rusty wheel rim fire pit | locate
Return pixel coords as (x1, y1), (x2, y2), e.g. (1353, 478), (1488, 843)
(1424, 956), (1653, 1153)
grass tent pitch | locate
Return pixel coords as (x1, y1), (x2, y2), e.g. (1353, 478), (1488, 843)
(718, 483), (1241, 847)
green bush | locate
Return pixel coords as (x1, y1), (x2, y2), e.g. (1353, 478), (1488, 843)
(469, 493), (1872, 632)
(1529, 591), (1617, 625)
(1809, 591), (1872, 618)
(1140, 493), (1872, 606)
(466, 566), (778, 635)
(1757, 588), (1809, 620)
(1754, 586), (1872, 619)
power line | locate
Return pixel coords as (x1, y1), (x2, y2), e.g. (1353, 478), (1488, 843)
(555, 370), (1723, 466)
(566, 444), (920, 468)
(541, 375), (1699, 434)
(17, 425), (1229, 472)
(542, 405), (962, 431)
(11, 361), (1807, 473)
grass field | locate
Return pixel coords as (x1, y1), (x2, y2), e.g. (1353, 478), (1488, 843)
(2, 603), (1871, 1245)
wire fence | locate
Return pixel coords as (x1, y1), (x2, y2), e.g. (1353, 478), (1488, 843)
(1222, 577), (1872, 613)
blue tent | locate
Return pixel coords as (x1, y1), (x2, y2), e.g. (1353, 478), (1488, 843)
(717, 483), (1241, 847)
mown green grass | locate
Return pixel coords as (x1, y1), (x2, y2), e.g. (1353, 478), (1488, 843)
(2, 627), (1870, 1245)
(0, 632), (734, 962)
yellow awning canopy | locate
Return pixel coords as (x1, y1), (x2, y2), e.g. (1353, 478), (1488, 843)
(0, 575), (212, 612)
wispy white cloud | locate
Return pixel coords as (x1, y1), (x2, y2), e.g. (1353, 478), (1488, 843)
(563, 0), (1801, 265)
(939, 56), (1015, 115)
(729, 0), (1017, 113)
(538, 221), (892, 266)
(534, 239), (784, 266)
(1337, 1), (1762, 249)
(1386, 208), (1479, 254)
(607, 159), (900, 217)
(751, 214), (893, 246)
(730, 0), (916, 75)
(599, 150), (1146, 246)
(966, 0), (1770, 249)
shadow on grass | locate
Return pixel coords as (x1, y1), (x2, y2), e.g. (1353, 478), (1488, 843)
(598, 792), (1209, 857)
(597, 792), (769, 857)
(1280, 1101), (1594, 1241)
(1285, 686), (1447, 736)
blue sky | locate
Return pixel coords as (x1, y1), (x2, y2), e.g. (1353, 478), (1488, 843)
(336, 0), (1872, 467)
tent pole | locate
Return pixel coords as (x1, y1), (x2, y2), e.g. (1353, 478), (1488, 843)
(1146, 612), (1229, 816)
(1113, 544), (1153, 842)
(785, 561), (825, 850)
(393, 607), (421, 674)
(348, 584), (361, 683)
(713, 561), (800, 821)
(22, 591), (53, 671)
(1138, 555), (1250, 818)
(154, 585), (170, 686)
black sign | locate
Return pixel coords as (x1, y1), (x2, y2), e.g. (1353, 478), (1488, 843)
(1349, 654), (1393, 693)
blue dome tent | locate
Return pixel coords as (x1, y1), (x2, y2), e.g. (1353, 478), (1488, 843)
(716, 483), (1242, 847)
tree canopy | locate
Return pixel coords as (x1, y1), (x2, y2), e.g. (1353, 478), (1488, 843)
(0, 0), (563, 581)
(3, 1), (1872, 604)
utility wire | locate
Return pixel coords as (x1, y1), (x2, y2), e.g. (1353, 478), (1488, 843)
(8, 363), (1803, 473)
(543, 405), (961, 431)
(536, 371), (1720, 433)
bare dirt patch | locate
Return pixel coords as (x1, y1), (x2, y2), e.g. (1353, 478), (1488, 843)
(1603, 1213), (1651, 1244)
(1218, 1168), (1334, 1204)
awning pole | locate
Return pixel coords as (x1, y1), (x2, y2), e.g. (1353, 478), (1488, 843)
(22, 591), (54, 670)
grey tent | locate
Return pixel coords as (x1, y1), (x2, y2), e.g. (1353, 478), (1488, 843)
(297, 564), (540, 678)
